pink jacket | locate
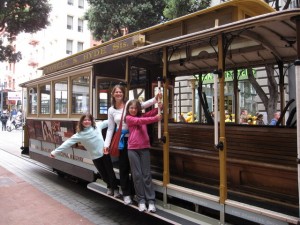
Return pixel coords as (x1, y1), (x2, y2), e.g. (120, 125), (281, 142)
(126, 108), (159, 150)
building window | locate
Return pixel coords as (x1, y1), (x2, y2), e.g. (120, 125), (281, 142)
(78, 0), (84, 8)
(78, 19), (83, 32)
(68, 0), (74, 5)
(66, 39), (73, 54)
(67, 16), (73, 30)
(77, 42), (83, 52)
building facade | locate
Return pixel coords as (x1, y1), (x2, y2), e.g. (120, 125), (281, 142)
(1, 0), (97, 93)
(0, 0), (98, 111)
(177, 0), (299, 124)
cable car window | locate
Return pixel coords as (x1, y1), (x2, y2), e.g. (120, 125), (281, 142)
(99, 90), (108, 114)
(40, 84), (51, 114)
(54, 80), (68, 114)
(72, 75), (89, 114)
(97, 79), (123, 119)
(29, 87), (37, 114)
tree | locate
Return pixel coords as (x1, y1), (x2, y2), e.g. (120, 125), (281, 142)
(0, 0), (51, 63)
(247, 66), (278, 122)
(264, 0), (299, 10)
(85, 0), (211, 41)
(163, 0), (211, 20)
(85, 0), (166, 41)
(246, 0), (298, 122)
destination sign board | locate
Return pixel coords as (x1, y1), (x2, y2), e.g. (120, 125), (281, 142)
(42, 34), (145, 75)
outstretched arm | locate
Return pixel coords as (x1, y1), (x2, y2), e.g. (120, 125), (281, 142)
(98, 120), (108, 129)
(50, 134), (80, 158)
(126, 110), (162, 126)
(141, 92), (162, 109)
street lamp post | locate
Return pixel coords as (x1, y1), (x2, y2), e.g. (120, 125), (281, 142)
(0, 82), (4, 113)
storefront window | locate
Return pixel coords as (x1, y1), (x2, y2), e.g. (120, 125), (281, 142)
(239, 80), (257, 114)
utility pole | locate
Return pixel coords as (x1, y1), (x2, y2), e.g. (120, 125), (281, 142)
(0, 82), (3, 113)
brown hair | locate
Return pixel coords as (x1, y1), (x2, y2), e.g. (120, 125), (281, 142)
(125, 99), (142, 122)
(111, 84), (127, 109)
(76, 113), (96, 132)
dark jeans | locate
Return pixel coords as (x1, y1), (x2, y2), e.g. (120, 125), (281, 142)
(119, 137), (135, 196)
(1, 121), (7, 131)
(93, 154), (118, 190)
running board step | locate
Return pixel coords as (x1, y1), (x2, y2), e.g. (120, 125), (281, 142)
(87, 182), (214, 225)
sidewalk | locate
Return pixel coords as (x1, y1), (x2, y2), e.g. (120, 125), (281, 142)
(0, 165), (94, 225)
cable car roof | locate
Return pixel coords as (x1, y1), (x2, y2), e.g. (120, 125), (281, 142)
(20, 8), (299, 86)
(92, 8), (300, 76)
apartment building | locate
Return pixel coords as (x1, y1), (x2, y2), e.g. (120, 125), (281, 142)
(1, 0), (96, 93)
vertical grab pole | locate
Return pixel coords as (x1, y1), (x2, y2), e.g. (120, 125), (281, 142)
(217, 31), (227, 224)
(157, 77), (162, 140)
(190, 78), (196, 122)
(214, 74), (219, 146)
(162, 47), (170, 208)
(292, 15), (300, 217)
(296, 59), (300, 217)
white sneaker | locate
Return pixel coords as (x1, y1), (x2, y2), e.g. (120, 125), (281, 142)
(138, 203), (147, 212)
(148, 203), (156, 213)
(123, 196), (132, 205)
(106, 188), (113, 196)
(113, 189), (121, 198)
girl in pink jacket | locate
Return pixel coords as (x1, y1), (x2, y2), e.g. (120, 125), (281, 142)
(125, 99), (162, 213)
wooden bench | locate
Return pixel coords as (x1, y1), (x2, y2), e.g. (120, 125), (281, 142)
(149, 123), (298, 215)
(226, 124), (296, 166)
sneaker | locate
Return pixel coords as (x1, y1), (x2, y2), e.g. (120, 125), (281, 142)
(106, 188), (113, 196)
(138, 203), (147, 212)
(113, 189), (121, 198)
(123, 196), (132, 205)
(148, 203), (156, 213)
